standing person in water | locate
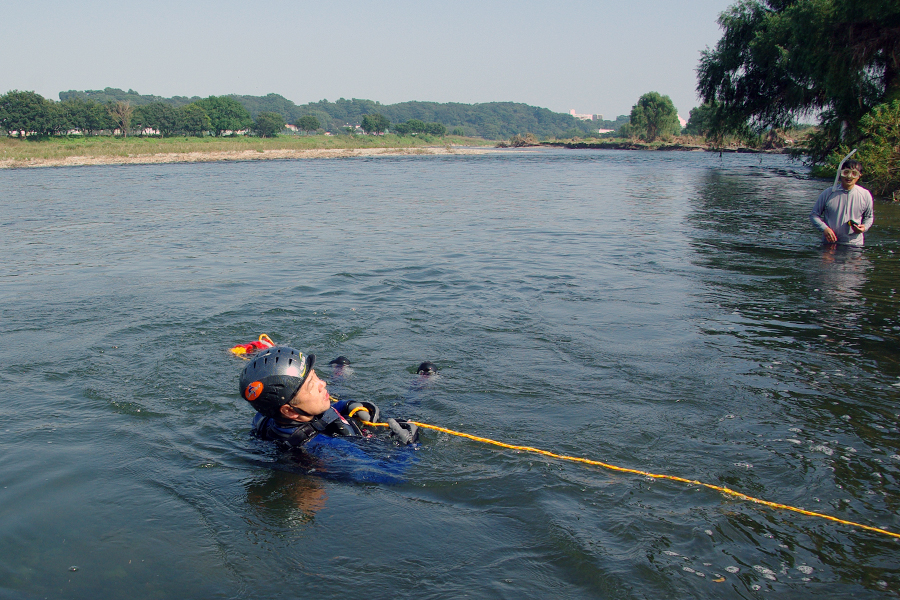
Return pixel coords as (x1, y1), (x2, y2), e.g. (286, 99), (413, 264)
(809, 159), (874, 246)
(239, 346), (420, 448)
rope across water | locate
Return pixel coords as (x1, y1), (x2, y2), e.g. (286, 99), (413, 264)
(363, 419), (900, 541)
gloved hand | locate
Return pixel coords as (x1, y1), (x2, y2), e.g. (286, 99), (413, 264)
(387, 418), (419, 445)
(345, 401), (380, 424)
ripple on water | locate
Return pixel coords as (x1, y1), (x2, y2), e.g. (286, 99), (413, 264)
(1, 152), (898, 598)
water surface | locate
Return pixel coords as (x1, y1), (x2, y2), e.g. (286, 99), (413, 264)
(1, 149), (898, 599)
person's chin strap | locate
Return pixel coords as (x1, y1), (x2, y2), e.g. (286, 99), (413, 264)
(286, 403), (317, 420)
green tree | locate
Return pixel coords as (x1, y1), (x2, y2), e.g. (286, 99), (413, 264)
(252, 111), (285, 137)
(683, 102), (718, 138)
(0, 90), (55, 136)
(392, 119), (445, 136)
(196, 96), (253, 136)
(423, 122), (446, 136)
(132, 104), (152, 135)
(360, 113), (390, 134)
(133, 102), (180, 137)
(407, 119), (426, 133)
(61, 97), (96, 134)
(89, 101), (115, 134)
(178, 104), (211, 137)
(61, 98), (114, 135)
(628, 92), (680, 141)
(697, 0), (900, 161)
(47, 101), (72, 135)
(157, 102), (180, 137)
(295, 115), (321, 134)
(393, 119), (423, 136)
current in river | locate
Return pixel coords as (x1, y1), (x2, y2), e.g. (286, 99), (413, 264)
(1, 148), (898, 599)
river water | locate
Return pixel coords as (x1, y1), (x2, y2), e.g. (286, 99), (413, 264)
(1, 149), (898, 599)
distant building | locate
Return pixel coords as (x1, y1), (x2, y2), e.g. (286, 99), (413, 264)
(570, 109), (602, 121)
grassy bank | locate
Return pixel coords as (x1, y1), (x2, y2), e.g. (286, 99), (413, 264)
(0, 134), (493, 164)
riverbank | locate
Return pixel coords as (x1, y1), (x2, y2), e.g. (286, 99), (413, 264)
(541, 139), (794, 153)
(0, 146), (499, 168)
(0, 134), (497, 169)
(0, 134), (798, 169)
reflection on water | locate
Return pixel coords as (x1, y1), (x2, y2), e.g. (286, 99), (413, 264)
(815, 245), (870, 325)
(245, 468), (327, 525)
(0, 151), (898, 599)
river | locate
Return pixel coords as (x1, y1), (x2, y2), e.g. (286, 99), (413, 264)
(1, 148), (898, 599)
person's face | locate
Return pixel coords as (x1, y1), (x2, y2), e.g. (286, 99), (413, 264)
(289, 369), (330, 418)
(840, 167), (860, 189)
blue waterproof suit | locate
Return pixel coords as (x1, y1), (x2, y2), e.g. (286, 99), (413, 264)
(251, 399), (416, 483)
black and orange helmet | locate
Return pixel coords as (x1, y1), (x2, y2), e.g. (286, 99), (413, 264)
(238, 346), (316, 418)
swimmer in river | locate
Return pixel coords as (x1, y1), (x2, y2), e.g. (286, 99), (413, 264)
(417, 361), (437, 375)
(239, 346), (424, 447)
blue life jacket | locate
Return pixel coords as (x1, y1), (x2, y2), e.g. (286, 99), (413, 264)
(250, 402), (416, 484)
(251, 405), (362, 447)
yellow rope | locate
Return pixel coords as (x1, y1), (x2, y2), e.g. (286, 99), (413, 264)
(347, 406), (368, 419)
(363, 419), (900, 540)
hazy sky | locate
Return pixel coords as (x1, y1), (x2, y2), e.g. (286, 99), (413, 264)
(2, 0), (735, 119)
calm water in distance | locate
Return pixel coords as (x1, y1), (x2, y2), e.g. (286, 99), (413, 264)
(1, 149), (898, 599)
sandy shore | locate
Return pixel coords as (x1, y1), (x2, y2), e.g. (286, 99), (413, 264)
(0, 146), (501, 169)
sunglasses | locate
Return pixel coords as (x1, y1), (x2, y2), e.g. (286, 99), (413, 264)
(840, 168), (861, 179)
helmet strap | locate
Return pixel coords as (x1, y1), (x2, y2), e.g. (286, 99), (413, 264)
(279, 402), (315, 422)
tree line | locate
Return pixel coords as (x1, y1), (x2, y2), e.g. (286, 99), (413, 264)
(1, 89), (578, 141)
(56, 89), (612, 139)
(1, 85), (687, 144)
(0, 90), (453, 140)
(0, 91), (288, 138)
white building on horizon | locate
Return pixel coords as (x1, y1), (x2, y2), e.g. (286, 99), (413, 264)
(569, 109), (602, 121)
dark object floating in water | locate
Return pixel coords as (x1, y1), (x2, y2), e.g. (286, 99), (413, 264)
(417, 361), (437, 375)
(329, 356), (351, 366)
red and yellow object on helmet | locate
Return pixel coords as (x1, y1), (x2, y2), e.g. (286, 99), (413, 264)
(230, 334), (276, 357)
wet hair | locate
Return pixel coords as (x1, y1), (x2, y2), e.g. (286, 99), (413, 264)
(844, 159), (863, 174)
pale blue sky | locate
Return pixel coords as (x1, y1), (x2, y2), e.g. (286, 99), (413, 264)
(2, 0), (735, 119)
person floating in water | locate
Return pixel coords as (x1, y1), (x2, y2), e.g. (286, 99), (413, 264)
(417, 361), (437, 375)
(809, 159), (874, 246)
(239, 346), (421, 448)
